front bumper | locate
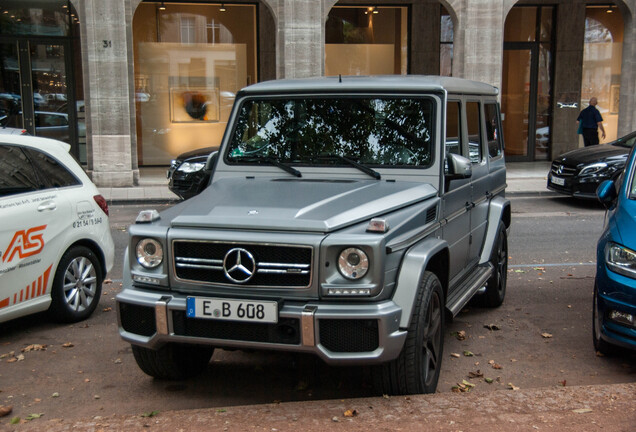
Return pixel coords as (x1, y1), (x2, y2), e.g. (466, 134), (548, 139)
(116, 287), (407, 365)
(546, 173), (605, 199)
(595, 267), (636, 351)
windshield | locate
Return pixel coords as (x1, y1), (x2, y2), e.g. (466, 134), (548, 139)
(615, 133), (636, 149)
(226, 96), (435, 168)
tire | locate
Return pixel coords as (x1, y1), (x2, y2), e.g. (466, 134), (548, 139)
(482, 221), (507, 307)
(592, 284), (617, 356)
(132, 344), (214, 380)
(375, 271), (445, 395)
(49, 245), (103, 323)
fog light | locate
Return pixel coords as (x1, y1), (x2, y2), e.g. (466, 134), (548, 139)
(609, 310), (635, 327)
(327, 288), (371, 296)
(133, 274), (161, 285)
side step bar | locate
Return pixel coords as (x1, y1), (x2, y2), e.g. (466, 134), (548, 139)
(446, 264), (493, 317)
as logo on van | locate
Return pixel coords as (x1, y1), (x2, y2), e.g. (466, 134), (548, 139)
(2, 225), (47, 263)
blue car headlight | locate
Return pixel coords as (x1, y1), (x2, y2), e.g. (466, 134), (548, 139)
(606, 242), (636, 279)
(177, 162), (206, 173)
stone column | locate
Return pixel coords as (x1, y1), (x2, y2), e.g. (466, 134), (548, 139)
(262, 0), (327, 78)
(77, 0), (137, 187)
(458, 0), (504, 89)
(550, 1), (586, 158)
(411, 2), (441, 75)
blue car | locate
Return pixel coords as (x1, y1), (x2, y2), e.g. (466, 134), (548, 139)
(595, 144), (636, 354)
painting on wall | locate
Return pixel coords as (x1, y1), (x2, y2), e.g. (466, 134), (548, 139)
(610, 84), (620, 115)
(170, 87), (220, 123)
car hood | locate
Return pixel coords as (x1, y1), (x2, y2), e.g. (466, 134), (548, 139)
(556, 144), (629, 166)
(168, 177), (438, 232)
(176, 146), (218, 162)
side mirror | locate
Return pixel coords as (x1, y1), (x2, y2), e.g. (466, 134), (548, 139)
(205, 151), (218, 173)
(596, 179), (617, 208)
(445, 153), (472, 180)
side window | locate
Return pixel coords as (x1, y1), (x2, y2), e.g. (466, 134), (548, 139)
(0, 145), (40, 197)
(26, 148), (80, 188)
(466, 101), (482, 164)
(485, 103), (503, 158)
(445, 101), (462, 156)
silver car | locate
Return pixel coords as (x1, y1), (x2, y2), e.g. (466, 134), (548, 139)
(117, 76), (510, 395)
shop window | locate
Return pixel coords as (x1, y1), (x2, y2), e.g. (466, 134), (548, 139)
(133, 2), (258, 165)
(580, 6), (623, 144)
(325, 6), (408, 76)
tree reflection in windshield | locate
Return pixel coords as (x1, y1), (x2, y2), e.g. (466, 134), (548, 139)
(227, 97), (434, 168)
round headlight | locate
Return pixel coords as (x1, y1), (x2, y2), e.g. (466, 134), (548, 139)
(338, 247), (369, 280)
(136, 238), (163, 269)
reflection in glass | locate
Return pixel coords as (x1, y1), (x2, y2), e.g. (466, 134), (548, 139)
(501, 49), (531, 157)
(0, 43), (23, 129)
(580, 7), (623, 144)
(133, 2), (258, 165)
(228, 97), (434, 168)
(325, 7), (408, 76)
(0, 0), (71, 37)
(504, 7), (537, 42)
(440, 7), (454, 76)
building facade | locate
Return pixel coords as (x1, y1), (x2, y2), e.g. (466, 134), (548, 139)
(1, 0), (634, 186)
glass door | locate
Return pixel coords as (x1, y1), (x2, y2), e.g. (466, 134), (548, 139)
(501, 47), (534, 159)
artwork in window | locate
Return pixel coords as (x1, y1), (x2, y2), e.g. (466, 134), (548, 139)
(169, 87), (220, 123)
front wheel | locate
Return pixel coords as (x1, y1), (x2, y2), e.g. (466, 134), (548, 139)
(132, 344), (214, 380)
(482, 221), (508, 307)
(375, 271), (445, 395)
(49, 245), (103, 323)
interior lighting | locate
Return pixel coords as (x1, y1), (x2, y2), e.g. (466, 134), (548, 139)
(220, 3), (226, 12)
(606, 6), (614, 13)
(373, 7), (379, 14)
(159, 1), (166, 11)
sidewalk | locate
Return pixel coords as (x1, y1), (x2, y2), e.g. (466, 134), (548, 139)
(99, 162), (554, 204)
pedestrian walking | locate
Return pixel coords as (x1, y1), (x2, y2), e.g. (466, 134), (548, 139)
(577, 97), (606, 146)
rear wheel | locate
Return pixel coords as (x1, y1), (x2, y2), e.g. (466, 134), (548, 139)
(132, 343), (214, 380)
(375, 271), (444, 395)
(483, 221), (507, 307)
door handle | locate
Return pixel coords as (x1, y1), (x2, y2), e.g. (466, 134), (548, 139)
(37, 201), (57, 212)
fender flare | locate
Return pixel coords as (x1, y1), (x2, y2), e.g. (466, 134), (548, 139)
(392, 237), (449, 329)
(479, 196), (511, 265)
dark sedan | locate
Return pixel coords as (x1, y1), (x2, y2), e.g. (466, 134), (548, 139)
(167, 146), (218, 200)
(547, 131), (636, 199)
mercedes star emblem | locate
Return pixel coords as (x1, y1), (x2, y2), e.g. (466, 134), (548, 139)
(223, 248), (256, 283)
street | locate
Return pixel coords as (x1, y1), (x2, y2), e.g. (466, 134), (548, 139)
(0, 195), (634, 423)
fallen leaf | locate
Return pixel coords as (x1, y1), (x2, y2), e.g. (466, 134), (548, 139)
(560, 380), (567, 387)
(484, 378), (494, 384)
(452, 330), (466, 341)
(461, 380), (475, 388)
(484, 324), (500, 331)
(104, 279), (113, 284)
(51, 393), (60, 398)
(21, 344), (47, 352)
(541, 333), (553, 338)
(450, 353), (461, 358)
(114, 358), (122, 364)
(16, 354), (24, 361)
(102, 307), (112, 312)
(332, 416), (340, 422)
(217, 409), (227, 413)
(572, 408), (592, 414)
(25, 413), (44, 421)
(463, 350), (474, 357)
(0, 406), (13, 417)
(468, 370), (483, 379)
(62, 342), (74, 348)
(508, 383), (519, 391)
(10, 417), (20, 424)
(344, 409), (358, 417)
(141, 411), (159, 418)
(514, 269), (525, 273)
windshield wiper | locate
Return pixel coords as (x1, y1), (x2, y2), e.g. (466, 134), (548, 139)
(317, 154), (381, 180)
(238, 156), (302, 178)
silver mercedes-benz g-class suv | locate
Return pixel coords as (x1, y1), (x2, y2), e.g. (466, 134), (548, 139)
(117, 76), (510, 395)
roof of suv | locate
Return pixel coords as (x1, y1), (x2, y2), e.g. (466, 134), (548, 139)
(238, 75), (499, 97)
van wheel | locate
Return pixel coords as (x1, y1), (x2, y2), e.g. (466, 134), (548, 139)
(49, 246), (103, 323)
(132, 344), (214, 380)
(483, 222), (507, 307)
(375, 271), (444, 395)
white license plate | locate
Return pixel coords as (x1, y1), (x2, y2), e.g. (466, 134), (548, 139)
(551, 176), (565, 186)
(186, 297), (278, 323)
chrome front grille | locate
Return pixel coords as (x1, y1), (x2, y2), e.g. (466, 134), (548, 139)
(551, 161), (578, 177)
(173, 241), (313, 288)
